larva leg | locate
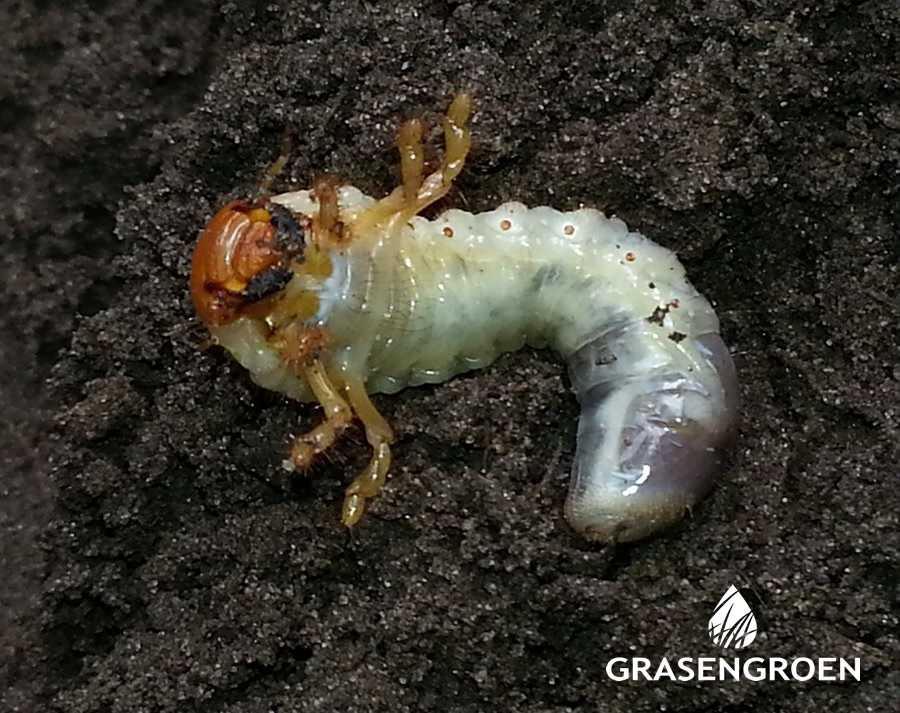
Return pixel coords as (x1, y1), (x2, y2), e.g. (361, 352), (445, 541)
(412, 92), (472, 212)
(309, 175), (349, 249)
(285, 361), (394, 529)
(257, 131), (293, 196)
(343, 117), (421, 235)
(350, 93), (472, 235)
(440, 93), (473, 186)
(340, 379), (395, 527)
(398, 117), (425, 205)
(288, 359), (354, 469)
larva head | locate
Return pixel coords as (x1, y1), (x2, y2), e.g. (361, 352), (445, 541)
(190, 200), (308, 326)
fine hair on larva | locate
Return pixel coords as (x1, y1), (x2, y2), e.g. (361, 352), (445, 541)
(190, 94), (739, 542)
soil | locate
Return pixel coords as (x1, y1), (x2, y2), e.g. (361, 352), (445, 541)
(2, 1), (898, 712)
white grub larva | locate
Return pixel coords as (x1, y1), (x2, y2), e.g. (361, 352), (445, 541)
(190, 95), (739, 542)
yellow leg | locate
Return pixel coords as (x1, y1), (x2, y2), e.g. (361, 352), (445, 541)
(398, 118), (425, 204)
(285, 362), (395, 529)
(411, 92), (472, 214)
(310, 176), (346, 249)
(315, 178), (340, 234)
(347, 114), (425, 236)
(439, 93), (472, 188)
(288, 359), (353, 469)
(257, 130), (293, 196)
(350, 93), (473, 235)
(341, 379), (395, 527)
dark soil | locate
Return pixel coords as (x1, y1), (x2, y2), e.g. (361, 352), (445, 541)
(2, 1), (898, 711)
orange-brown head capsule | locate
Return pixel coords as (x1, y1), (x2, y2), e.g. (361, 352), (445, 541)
(191, 200), (303, 326)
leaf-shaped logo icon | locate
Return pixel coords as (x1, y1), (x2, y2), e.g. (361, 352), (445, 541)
(708, 585), (758, 649)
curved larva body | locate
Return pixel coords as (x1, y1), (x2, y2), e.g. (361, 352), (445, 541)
(212, 186), (739, 542)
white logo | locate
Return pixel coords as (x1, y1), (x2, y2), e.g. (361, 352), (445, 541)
(708, 585), (758, 649)
(603, 583), (862, 683)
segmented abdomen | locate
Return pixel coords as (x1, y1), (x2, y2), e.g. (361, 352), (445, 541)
(323, 200), (737, 542)
(328, 202), (715, 385)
